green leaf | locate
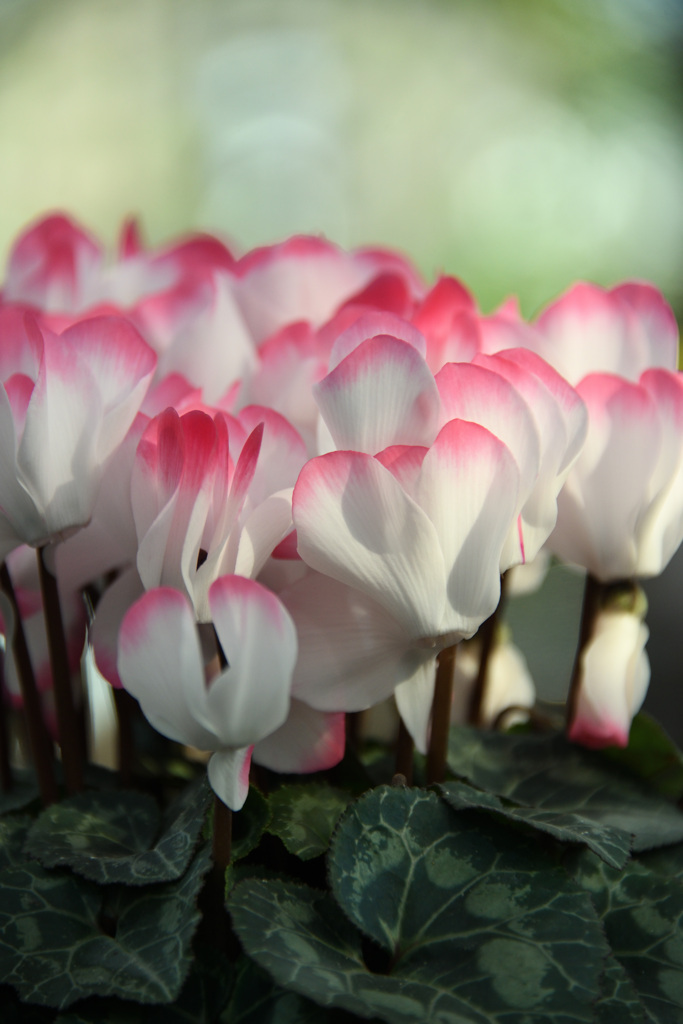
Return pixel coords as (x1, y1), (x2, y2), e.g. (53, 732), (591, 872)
(55, 943), (233, 1023)
(221, 956), (330, 1023)
(447, 725), (683, 852)
(0, 843), (211, 1009)
(0, 815), (32, 871)
(603, 713), (683, 800)
(232, 787), (609, 1023)
(267, 783), (352, 861)
(439, 778), (631, 868)
(570, 849), (683, 1023)
(232, 786), (271, 862)
(0, 770), (40, 814)
(25, 775), (211, 885)
(594, 957), (648, 1024)
(639, 840), (683, 882)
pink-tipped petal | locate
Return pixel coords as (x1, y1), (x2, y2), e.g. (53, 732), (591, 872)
(254, 701), (345, 773)
(328, 311), (426, 370)
(550, 374), (660, 580)
(315, 335), (439, 453)
(117, 586), (217, 749)
(569, 610), (649, 750)
(416, 419), (519, 633)
(294, 450), (446, 636)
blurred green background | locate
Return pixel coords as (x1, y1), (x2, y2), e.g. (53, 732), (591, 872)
(1, 0), (682, 316)
(1, 0), (682, 732)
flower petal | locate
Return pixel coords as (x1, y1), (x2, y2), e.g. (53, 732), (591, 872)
(415, 419), (519, 634)
(294, 449), (447, 636)
(253, 700), (345, 773)
(117, 586), (217, 749)
(206, 575), (296, 746)
(281, 570), (431, 711)
(315, 335), (439, 453)
(207, 746), (253, 811)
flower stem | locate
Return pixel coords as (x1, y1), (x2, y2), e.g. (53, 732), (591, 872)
(468, 571), (508, 727)
(565, 572), (603, 731)
(0, 562), (57, 804)
(0, 676), (12, 793)
(426, 643), (458, 784)
(394, 717), (414, 785)
(113, 687), (137, 786)
(37, 548), (84, 793)
(212, 793), (232, 871)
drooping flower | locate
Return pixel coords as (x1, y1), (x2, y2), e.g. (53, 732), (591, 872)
(569, 592), (650, 749)
(0, 309), (156, 559)
(117, 575), (343, 809)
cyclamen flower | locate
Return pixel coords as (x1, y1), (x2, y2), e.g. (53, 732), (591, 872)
(535, 281), (678, 385)
(286, 418), (520, 750)
(548, 369), (683, 581)
(0, 309), (156, 559)
(569, 601), (650, 749)
(117, 575), (343, 810)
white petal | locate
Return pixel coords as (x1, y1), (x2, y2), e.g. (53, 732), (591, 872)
(206, 575), (296, 746)
(394, 659), (437, 755)
(207, 746), (253, 811)
(294, 450), (446, 637)
(117, 586), (217, 750)
(253, 700), (345, 773)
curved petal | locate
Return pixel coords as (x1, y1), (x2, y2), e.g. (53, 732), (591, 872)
(18, 326), (103, 536)
(294, 449), (447, 636)
(394, 659), (437, 755)
(91, 567), (144, 688)
(281, 570), (429, 711)
(59, 316), (156, 462)
(328, 311), (427, 369)
(206, 575), (296, 746)
(635, 369), (683, 576)
(569, 611), (650, 749)
(549, 374), (660, 580)
(117, 586), (217, 750)
(315, 335), (439, 453)
(253, 700), (345, 773)
(415, 419), (519, 633)
(435, 362), (539, 507)
(207, 746), (253, 811)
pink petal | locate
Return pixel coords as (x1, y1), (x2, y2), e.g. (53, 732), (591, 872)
(57, 316), (157, 461)
(4, 213), (102, 312)
(328, 311), (426, 369)
(436, 362), (540, 505)
(635, 369), (683, 575)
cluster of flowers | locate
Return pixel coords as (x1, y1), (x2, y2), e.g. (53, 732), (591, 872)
(0, 213), (680, 810)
